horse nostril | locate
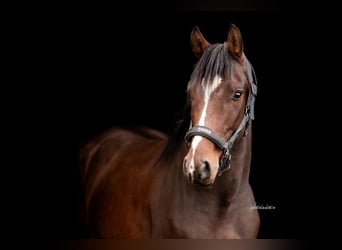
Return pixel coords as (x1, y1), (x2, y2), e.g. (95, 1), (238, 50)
(183, 159), (187, 171)
(188, 173), (192, 182)
(199, 161), (210, 178)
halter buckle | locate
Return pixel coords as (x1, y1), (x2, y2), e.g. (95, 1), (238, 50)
(218, 149), (231, 176)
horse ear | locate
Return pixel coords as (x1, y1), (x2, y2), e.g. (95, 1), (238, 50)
(227, 24), (244, 59)
(190, 26), (209, 59)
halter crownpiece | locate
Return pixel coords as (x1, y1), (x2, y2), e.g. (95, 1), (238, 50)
(184, 58), (258, 176)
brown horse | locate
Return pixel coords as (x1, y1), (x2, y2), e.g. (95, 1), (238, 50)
(78, 24), (259, 238)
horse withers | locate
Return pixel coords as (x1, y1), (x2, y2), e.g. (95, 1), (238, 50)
(78, 24), (259, 238)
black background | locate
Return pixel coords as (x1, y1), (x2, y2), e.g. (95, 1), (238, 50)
(16, 5), (315, 240)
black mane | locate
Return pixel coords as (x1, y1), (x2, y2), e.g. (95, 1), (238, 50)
(189, 43), (232, 86)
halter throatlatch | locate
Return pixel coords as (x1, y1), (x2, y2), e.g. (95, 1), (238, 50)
(184, 58), (258, 176)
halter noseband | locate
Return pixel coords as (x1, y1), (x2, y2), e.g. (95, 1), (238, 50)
(184, 58), (258, 176)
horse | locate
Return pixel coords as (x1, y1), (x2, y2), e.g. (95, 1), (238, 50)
(78, 23), (259, 239)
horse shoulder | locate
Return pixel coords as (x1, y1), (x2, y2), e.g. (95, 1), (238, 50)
(79, 126), (168, 238)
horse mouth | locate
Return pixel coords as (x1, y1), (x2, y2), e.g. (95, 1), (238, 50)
(193, 179), (213, 189)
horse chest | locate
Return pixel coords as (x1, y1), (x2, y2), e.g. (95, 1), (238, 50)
(152, 204), (243, 238)
(150, 186), (243, 238)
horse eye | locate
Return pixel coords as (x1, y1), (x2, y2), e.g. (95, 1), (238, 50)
(233, 91), (242, 99)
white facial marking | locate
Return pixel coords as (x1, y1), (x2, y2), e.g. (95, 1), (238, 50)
(189, 75), (222, 172)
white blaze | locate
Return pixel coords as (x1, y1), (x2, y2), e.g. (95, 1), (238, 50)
(189, 75), (222, 172)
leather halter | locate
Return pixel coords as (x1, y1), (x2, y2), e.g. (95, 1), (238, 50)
(184, 58), (258, 176)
